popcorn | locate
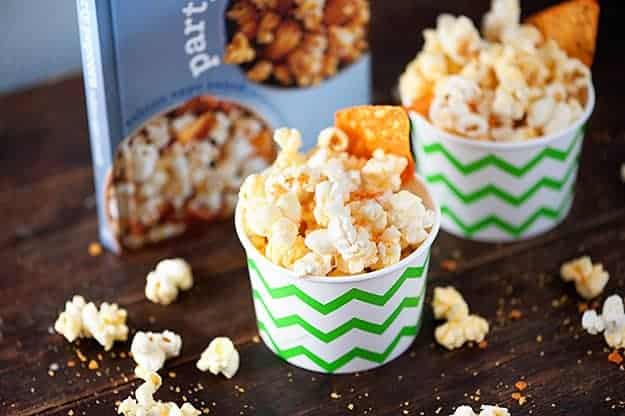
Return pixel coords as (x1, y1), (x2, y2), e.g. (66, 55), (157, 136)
(293, 252), (334, 277)
(361, 149), (407, 193)
(435, 15), (482, 65)
(145, 258), (194, 305)
(478, 406), (511, 416)
(435, 315), (490, 350)
(372, 226), (402, 270)
(482, 0), (520, 42)
(239, 120), (435, 276)
(432, 286), (469, 322)
(582, 295), (625, 349)
(560, 256), (609, 299)
(432, 286), (489, 350)
(54, 295), (128, 351)
(117, 367), (200, 416)
(110, 97), (274, 250)
(450, 405), (510, 416)
(383, 191), (433, 247)
(581, 294), (625, 350)
(196, 337), (240, 379)
(329, 216), (378, 274)
(82, 302), (129, 351)
(266, 218), (301, 267)
(581, 310), (605, 335)
(348, 199), (387, 234)
(130, 330), (182, 372)
(429, 76), (489, 139)
(225, 0), (369, 87)
(54, 295), (88, 343)
(400, 0), (591, 141)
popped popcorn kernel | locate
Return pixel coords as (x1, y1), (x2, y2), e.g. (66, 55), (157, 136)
(54, 295), (128, 351)
(145, 258), (194, 305)
(432, 286), (469, 322)
(196, 337), (240, 379)
(450, 405), (510, 416)
(117, 367), (200, 416)
(582, 294), (625, 350)
(432, 286), (489, 350)
(561, 256), (609, 299)
(435, 315), (490, 350)
(130, 330), (182, 372)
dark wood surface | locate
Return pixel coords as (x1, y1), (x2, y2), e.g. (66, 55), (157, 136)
(2, 1), (625, 415)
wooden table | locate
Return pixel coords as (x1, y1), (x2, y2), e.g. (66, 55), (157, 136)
(2, 1), (624, 415)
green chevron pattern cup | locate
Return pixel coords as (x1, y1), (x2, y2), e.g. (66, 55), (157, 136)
(410, 83), (595, 242)
(235, 175), (440, 373)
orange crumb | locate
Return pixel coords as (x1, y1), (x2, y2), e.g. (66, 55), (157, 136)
(509, 309), (523, 320)
(168, 371), (177, 379)
(478, 340), (488, 349)
(88, 360), (99, 370)
(511, 391), (527, 405)
(578, 303), (588, 313)
(608, 350), (623, 365)
(440, 259), (458, 272)
(67, 360), (76, 368)
(88, 242), (103, 257)
(75, 349), (87, 362)
(515, 380), (528, 391)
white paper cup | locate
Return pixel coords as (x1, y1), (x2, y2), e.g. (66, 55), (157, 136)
(409, 83), (595, 242)
(235, 175), (440, 373)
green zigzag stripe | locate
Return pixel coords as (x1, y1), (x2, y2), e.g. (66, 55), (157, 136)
(442, 190), (573, 237)
(257, 319), (421, 373)
(419, 127), (584, 177)
(253, 283), (425, 343)
(248, 255), (428, 316)
(425, 157), (578, 206)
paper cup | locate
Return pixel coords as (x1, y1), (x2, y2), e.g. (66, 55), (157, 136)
(410, 83), (595, 242)
(235, 175), (440, 373)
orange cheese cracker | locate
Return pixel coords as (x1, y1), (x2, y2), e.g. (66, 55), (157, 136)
(526, 0), (599, 66)
(335, 105), (414, 180)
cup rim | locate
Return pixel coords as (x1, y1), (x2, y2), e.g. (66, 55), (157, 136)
(407, 80), (595, 151)
(235, 173), (441, 284)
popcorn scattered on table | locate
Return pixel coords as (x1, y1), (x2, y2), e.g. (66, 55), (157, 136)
(196, 337), (240, 379)
(433, 286), (489, 350)
(54, 295), (128, 351)
(581, 294), (625, 350)
(145, 258), (194, 305)
(130, 330), (183, 372)
(117, 366), (200, 416)
(239, 123), (435, 276)
(450, 405), (510, 416)
(400, 0), (591, 141)
(560, 256), (609, 299)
